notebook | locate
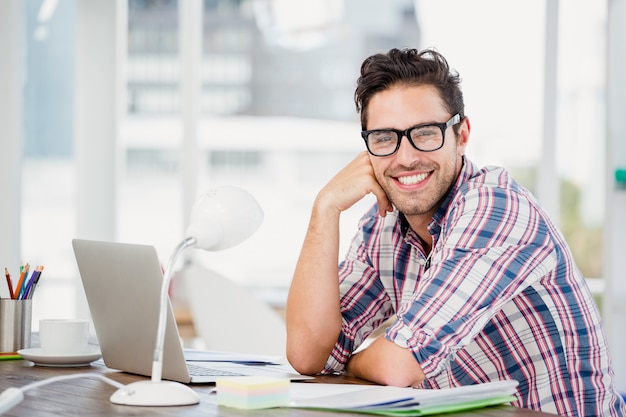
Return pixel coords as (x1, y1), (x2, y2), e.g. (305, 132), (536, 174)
(72, 238), (310, 383)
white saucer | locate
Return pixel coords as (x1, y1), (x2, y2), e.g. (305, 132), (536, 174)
(17, 347), (102, 367)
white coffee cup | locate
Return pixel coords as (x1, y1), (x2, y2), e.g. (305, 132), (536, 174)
(39, 319), (90, 355)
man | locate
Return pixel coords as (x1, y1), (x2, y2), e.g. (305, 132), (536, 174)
(285, 48), (626, 416)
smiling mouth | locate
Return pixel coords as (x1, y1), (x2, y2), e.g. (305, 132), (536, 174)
(397, 172), (429, 185)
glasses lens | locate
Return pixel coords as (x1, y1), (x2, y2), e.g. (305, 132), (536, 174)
(409, 126), (443, 151)
(366, 131), (398, 156)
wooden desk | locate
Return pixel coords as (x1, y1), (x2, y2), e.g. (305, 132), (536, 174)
(0, 360), (558, 417)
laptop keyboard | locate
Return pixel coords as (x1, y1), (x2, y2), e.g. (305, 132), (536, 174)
(187, 364), (244, 377)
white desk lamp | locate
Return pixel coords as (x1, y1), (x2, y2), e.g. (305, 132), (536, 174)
(110, 185), (264, 406)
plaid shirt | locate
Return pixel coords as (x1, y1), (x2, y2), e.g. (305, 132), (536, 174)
(325, 158), (626, 417)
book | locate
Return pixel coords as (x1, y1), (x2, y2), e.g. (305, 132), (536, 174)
(0, 353), (22, 361)
(289, 379), (519, 416)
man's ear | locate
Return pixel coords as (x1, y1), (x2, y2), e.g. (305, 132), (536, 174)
(456, 116), (470, 155)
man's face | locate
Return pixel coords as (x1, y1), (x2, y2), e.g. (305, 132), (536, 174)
(366, 84), (469, 219)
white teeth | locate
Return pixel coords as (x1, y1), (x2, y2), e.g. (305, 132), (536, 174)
(398, 173), (428, 185)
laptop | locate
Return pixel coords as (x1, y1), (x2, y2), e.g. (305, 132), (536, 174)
(72, 238), (310, 383)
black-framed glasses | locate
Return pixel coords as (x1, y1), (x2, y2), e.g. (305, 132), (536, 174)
(361, 114), (461, 157)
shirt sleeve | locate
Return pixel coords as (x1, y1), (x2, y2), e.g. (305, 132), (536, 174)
(385, 185), (559, 378)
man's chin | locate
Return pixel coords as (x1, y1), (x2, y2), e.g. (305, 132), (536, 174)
(388, 198), (431, 217)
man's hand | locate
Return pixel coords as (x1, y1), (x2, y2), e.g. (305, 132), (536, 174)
(346, 336), (426, 387)
(316, 151), (393, 217)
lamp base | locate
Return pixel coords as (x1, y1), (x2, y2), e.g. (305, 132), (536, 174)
(110, 380), (200, 406)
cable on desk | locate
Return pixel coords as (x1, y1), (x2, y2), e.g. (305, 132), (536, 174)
(0, 373), (133, 415)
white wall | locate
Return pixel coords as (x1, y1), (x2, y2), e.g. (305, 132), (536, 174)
(0, 0), (24, 281)
(605, 0), (626, 394)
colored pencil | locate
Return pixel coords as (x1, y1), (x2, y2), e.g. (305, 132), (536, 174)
(16, 264), (30, 300)
(4, 268), (14, 299)
(13, 264), (28, 300)
(22, 267), (38, 300)
(25, 265), (44, 299)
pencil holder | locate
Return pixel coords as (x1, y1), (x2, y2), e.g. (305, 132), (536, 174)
(0, 299), (32, 353)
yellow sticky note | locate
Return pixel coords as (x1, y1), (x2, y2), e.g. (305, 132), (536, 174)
(216, 376), (290, 410)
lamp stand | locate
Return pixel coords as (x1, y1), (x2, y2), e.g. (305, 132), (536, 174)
(110, 237), (199, 406)
(108, 186), (264, 407)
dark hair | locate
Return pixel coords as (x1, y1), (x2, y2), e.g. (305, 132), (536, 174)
(354, 48), (465, 132)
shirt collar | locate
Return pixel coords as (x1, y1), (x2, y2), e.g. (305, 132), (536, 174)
(397, 156), (476, 238)
(428, 156), (476, 234)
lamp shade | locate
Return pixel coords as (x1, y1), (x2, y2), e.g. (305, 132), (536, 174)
(185, 186), (264, 251)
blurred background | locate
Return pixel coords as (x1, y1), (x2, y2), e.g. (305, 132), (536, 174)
(1, 0), (624, 393)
